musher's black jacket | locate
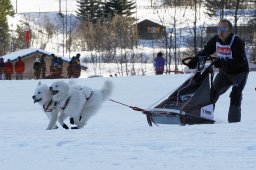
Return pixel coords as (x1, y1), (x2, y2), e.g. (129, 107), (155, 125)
(198, 33), (249, 74)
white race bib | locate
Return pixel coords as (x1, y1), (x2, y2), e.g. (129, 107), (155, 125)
(216, 35), (236, 60)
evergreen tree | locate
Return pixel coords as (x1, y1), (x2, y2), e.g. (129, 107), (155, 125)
(104, 0), (136, 18)
(0, 0), (14, 55)
(204, 0), (225, 18)
(76, 0), (101, 23)
(102, 1), (114, 19)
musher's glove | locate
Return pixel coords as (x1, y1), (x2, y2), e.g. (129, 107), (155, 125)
(187, 57), (198, 69)
(213, 58), (225, 68)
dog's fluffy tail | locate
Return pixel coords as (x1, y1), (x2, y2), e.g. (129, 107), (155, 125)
(101, 80), (113, 102)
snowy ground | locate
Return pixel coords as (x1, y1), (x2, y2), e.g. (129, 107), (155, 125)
(0, 72), (256, 170)
(3, 1), (256, 169)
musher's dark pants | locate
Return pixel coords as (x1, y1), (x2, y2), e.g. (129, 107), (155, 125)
(211, 70), (248, 123)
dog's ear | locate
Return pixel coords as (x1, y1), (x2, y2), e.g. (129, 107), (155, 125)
(38, 81), (41, 86)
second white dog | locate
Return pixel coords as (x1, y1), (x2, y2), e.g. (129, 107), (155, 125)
(50, 80), (113, 129)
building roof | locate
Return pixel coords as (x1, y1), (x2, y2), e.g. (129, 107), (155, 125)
(0, 48), (87, 70)
(0, 48), (70, 62)
(136, 18), (166, 27)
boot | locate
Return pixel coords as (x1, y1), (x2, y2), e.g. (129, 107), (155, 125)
(228, 105), (241, 123)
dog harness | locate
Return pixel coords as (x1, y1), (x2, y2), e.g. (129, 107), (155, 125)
(86, 90), (94, 101)
(61, 97), (70, 110)
(43, 100), (57, 112)
(60, 90), (94, 111)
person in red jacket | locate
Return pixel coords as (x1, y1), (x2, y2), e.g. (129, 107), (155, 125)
(3, 59), (14, 80)
(0, 57), (4, 80)
(14, 57), (25, 80)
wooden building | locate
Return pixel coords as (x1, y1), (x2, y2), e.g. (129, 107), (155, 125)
(136, 19), (166, 40)
(0, 48), (87, 79)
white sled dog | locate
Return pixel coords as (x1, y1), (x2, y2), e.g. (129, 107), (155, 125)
(50, 80), (113, 129)
(32, 82), (62, 130)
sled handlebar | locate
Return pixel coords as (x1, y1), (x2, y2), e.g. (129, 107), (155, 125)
(182, 56), (217, 71)
(182, 56), (216, 65)
(182, 57), (194, 66)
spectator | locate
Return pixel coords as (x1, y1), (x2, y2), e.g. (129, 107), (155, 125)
(76, 53), (81, 63)
(40, 54), (47, 79)
(14, 57), (25, 80)
(0, 58), (4, 80)
(49, 54), (60, 78)
(153, 52), (166, 75)
(50, 54), (55, 68)
(67, 56), (80, 78)
(56, 57), (63, 78)
(33, 57), (42, 79)
(74, 56), (81, 78)
(67, 57), (74, 78)
(50, 54), (57, 72)
(75, 53), (81, 77)
(3, 59), (14, 80)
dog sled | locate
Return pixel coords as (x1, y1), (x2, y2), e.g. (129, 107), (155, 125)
(110, 56), (216, 126)
(143, 56), (217, 126)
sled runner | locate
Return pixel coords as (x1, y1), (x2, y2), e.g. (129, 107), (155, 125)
(142, 56), (216, 126)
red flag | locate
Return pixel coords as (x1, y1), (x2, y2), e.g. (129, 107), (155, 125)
(24, 25), (30, 48)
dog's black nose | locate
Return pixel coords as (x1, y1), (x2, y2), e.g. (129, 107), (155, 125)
(49, 87), (52, 90)
(32, 95), (35, 99)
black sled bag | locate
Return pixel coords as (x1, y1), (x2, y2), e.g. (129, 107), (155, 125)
(144, 66), (215, 126)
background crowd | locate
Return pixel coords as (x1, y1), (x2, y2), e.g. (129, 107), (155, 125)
(0, 53), (81, 80)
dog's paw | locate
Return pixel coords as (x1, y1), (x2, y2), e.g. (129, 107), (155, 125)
(62, 124), (69, 129)
(46, 126), (57, 130)
(71, 126), (79, 129)
(69, 118), (74, 125)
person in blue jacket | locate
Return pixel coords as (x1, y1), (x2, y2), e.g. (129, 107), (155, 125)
(154, 52), (166, 75)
